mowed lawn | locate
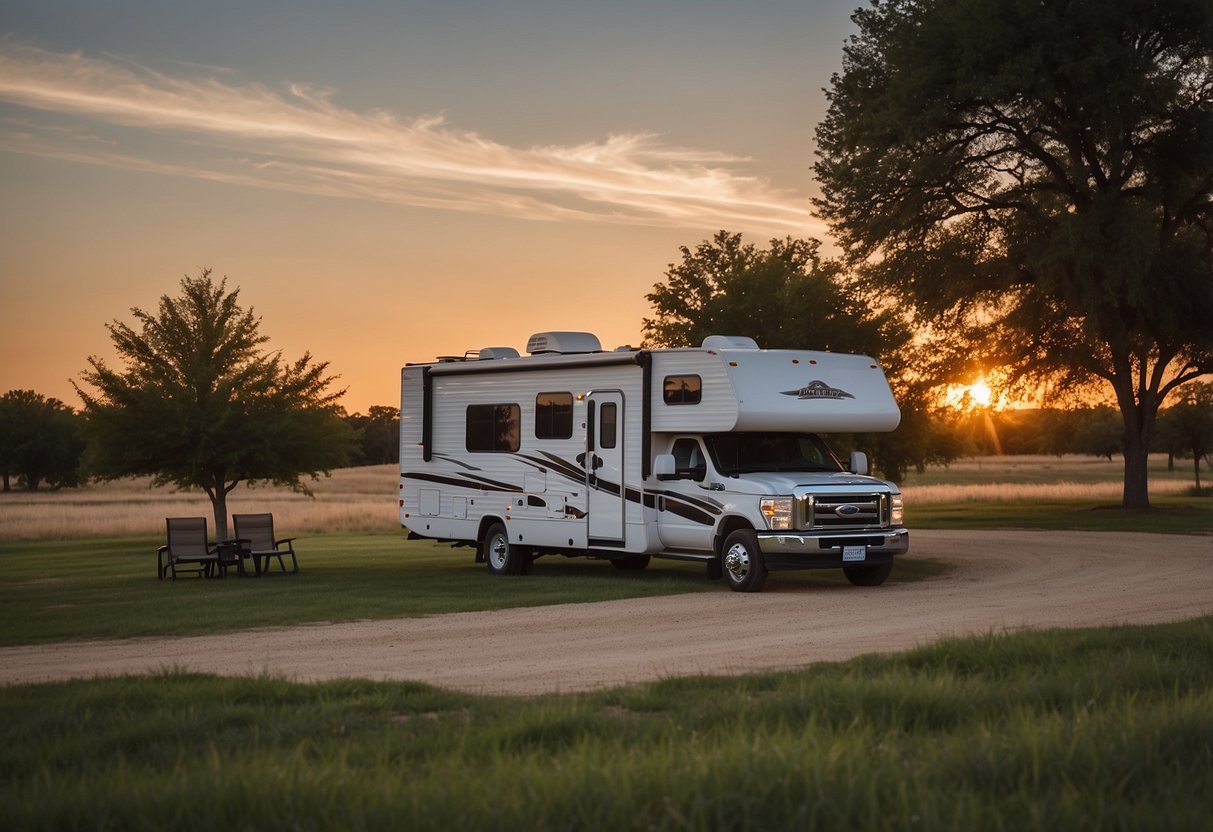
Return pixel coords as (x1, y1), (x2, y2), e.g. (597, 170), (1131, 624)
(1, 456), (1210, 829)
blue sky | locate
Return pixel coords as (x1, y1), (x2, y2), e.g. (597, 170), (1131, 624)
(1, 1), (862, 410)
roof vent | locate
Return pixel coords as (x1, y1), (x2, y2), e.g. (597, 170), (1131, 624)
(526, 331), (603, 355)
(477, 347), (520, 360)
(702, 335), (760, 351)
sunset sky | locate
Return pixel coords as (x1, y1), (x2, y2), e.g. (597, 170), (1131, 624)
(1, 1), (860, 412)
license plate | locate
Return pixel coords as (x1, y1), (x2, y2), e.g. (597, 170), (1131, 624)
(842, 545), (866, 562)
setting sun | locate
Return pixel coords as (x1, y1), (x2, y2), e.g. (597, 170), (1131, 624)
(943, 374), (999, 411)
(969, 378), (993, 407)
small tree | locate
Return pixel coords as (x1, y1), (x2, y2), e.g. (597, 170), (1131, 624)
(0, 389), (85, 491)
(76, 270), (357, 537)
(1156, 383), (1213, 491)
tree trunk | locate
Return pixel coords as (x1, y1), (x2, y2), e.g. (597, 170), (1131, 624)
(1113, 375), (1154, 510)
(1122, 435), (1151, 509)
(1197, 454), (1204, 492)
(2, 471), (9, 492)
(207, 476), (230, 540)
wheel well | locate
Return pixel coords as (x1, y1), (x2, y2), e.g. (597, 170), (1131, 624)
(714, 515), (755, 557)
(474, 516), (505, 563)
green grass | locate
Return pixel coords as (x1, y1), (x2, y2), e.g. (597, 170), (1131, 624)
(3, 617), (1210, 831)
(912, 494), (1213, 533)
(0, 534), (948, 645)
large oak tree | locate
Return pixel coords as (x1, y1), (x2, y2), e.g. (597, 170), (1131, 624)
(814, 0), (1213, 507)
(76, 270), (356, 538)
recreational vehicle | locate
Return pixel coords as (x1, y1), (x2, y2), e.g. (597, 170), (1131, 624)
(399, 332), (908, 592)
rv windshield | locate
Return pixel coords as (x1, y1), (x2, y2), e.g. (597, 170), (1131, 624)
(704, 432), (844, 476)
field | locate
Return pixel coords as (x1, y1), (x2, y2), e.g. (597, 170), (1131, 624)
(1, 453), (1205, 540)
(2, 454), (1211, 829)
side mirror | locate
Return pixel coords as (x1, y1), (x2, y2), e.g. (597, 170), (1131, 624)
(849, 451), (869, 476)
(654, 454), (677, 481)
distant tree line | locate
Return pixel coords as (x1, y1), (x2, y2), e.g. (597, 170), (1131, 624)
(0, 385), (401, 493)
(341, 405), (399, 466)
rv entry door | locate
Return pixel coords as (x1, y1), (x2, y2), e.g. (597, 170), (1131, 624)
(586, 391), (626, 545)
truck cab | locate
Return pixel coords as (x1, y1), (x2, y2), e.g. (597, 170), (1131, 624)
(653, 432), (906, 591)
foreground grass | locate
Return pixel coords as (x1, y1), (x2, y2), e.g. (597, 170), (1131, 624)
(3, 617), (1210, 830)
(0, 534), (947, 646)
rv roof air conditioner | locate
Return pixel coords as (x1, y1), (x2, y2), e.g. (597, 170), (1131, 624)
(526, 331), (603, 355)
(702, 335), (760, 351)
(477, 347), (520, 360)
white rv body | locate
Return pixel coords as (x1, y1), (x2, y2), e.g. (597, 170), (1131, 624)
(399, 333), (908, 592)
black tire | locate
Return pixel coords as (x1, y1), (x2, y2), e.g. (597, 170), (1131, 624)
(843, 561), (893, 587)
(721, 529), (767, 592)
(610, 555), (651, 571)
(483, 522), (529, 576)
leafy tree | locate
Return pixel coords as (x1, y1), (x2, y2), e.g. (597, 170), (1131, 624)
(345, 405), (400, 465)
(643, 231), (950, 480)
(1156, 382), (1213, 491)
(644, 231), (894, 355)
(75, 270), (357, 538)
(814, 0), (1213, 508)
(0, 389), (85, 491)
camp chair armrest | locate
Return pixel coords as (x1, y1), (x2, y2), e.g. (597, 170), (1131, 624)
(275, 537), (296, 549)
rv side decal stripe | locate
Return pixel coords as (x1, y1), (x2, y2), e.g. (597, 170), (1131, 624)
(648, 488), (725, 514)
(401, 472), (523, 493)
(524, 452), (585, 483)
(660, 498), (715, 526)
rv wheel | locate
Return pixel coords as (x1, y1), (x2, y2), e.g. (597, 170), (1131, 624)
(721, 529), (767, 593)
(843, 561), (893, 587)
(483, 522), (529, 576)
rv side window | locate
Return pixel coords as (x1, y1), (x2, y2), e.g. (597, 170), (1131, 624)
(466, 404), (520, 453)
(535, 392), (573, 440)
(599, 402), (618, 449)
(663, 375), (702, 405)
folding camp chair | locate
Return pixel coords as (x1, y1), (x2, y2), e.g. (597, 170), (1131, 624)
(231, 513), (299, 574)
(158, 517), (220, 580)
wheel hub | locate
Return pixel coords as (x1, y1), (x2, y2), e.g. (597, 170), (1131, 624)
(724, 545), (750, 580)
(489, 537), (507, 567)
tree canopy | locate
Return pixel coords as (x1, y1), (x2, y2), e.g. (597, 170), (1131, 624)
(814, 0), (1213, 507)
(76, 269), (356, 538)
(643, 231), (897, 355)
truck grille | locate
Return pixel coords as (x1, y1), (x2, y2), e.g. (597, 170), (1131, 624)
(798, 493), (888, 530)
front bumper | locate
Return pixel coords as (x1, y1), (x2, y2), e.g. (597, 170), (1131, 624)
(756, 528), (909, 571)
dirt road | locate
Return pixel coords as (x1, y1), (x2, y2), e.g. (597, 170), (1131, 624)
(3, 530), (1211, 694)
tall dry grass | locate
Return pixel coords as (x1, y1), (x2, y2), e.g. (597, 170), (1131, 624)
(0, 465), (399, 540)
(1, 455), (1201, 540)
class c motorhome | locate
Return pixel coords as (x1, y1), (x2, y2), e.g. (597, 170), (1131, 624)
(399, 332), (908, 592)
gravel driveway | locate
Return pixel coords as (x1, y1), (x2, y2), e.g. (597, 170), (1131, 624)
(3, 530), (1211, 694)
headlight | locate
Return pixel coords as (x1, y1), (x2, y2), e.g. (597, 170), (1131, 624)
(760, 497), (794, 530)
(890, 493), (904, 526)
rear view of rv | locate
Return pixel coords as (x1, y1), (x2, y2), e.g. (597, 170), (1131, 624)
(399, 332), (908, 592)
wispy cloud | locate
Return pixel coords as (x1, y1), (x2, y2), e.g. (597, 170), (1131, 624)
(0, 43), (824, 236)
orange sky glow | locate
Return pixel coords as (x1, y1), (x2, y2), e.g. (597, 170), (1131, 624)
(1, 3), (861, 413)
